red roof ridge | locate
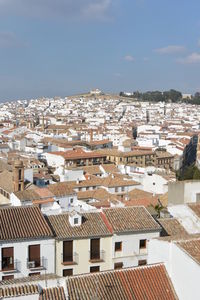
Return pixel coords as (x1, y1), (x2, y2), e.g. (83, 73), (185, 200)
(100, 211), (113, 233)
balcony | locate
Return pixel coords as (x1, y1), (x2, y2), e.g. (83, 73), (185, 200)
(89, 250), (105, 263)
(1, 259), (18, 273)
(27, 257), (47, 270)
(61, 253), (79, 265)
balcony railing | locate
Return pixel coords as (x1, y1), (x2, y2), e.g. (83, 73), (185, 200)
(1, 259), (18, 272)
(27, 257), (47, 270)
(61, 252), (79, 265)
(89, 250), (105, 263)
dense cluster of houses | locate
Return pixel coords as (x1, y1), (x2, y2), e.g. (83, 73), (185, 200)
(0, 94), (200, 298)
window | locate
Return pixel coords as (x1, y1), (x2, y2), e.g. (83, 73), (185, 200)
(139, 239), (147, 250)
(115, 187), (119, 193)
(153, 182), (155, 185)
(90, 238), (100, 261)
(63, 241), (73, 263)
(74, 218), (78, 225)
(28, 244), (40, 268)
(121, 186), (125, 192)
(2, 275), (14, 280)
(19, 169), (22, 180)
(114, 262), (123, 270)
(90, 266), (100, 273)
(115, 242), (122, 252)
(63, 269), (73, 277)
(138, 259), (147, 266)
(29, 272), (40, 277)
(70, 198), (73, 204)
(2, 247), (14, 271)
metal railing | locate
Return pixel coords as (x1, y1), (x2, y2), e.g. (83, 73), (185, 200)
(61, 252), (79, 265)
(1, 259), (18, 272)
(89, 250), (105, 262)
(27, 257), (47, 269)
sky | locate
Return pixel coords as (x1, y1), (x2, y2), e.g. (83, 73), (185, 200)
(0, 0), (200, 101)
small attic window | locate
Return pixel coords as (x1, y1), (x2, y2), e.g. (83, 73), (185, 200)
(74, 217), (79, 225)
(69, 211), (81, 227)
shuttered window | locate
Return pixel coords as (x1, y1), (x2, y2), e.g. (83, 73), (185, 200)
(2, 275), (14, 280)
(63, 269), (73, 276)
(2, 247), (14, 270)
(28, 245), (40, 268)
(90, 266), (100, 273)
(63, 241), (73, 262)
(114, 262), (123, 270)
(90, 238), (100, 260)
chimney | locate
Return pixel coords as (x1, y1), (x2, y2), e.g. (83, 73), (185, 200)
(13, 160), (24, 192)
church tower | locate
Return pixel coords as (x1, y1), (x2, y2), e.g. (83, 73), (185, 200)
(13, 160), (24, 192)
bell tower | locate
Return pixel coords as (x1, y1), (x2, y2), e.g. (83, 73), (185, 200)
(13, 160), (24, 192)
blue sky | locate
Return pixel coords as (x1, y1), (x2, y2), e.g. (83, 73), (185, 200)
(0, 0), (200, 101)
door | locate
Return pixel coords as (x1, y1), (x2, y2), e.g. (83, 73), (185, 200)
(63, 241), (73, 262)
(2, 247), (14, 271)
(90, 239), (100, 260)
(29, 245), (40, 268)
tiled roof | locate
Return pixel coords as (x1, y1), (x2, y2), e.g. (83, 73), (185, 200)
(77, 188), (118, 202)
(48, 182), (75, 197)
(14, 189), (41, 201)
(125, 189), (159, 207)
(66, 264), (177, 300)
(0, 206), (53, 241)
(124, 198), (158, 208)
(82, 165), (102, 175)
(159, 192), (168, 207)
(0, 284), (39, 298)
(101, 164), (119, 174)
(101, 175), (140, 188)
(158, 218), (188, 237)
(47, 212), (112, 240)
(39, 287), (66, 300)
(177, 238), (200, 264)
(188, 203), (200, 218)
(0, 170), (14, 193)
(103, 206), (161, 233)
(0, 274), (60, 286)
(50, 148), (106, 160)
(99, 149), (155, 157)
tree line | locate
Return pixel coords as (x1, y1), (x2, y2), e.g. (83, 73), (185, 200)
(119, 90), (200, 104)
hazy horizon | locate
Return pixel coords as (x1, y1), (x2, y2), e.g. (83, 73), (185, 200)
(1, 0), (200, 101)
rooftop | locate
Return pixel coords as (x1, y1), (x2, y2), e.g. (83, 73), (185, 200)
(103, 206), (161, 234)
(66, 264), (177, 300)
(47, 212), (112, 240)
(0, 206), (53, 241)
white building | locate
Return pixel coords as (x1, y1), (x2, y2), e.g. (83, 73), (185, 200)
(148, 236), (200, 300)
(103, 206), (161, 269)
(0, 206), (55, 281)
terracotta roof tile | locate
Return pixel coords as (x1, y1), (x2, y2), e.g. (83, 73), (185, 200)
(177, 238), (200, 264)
(39, 287), (66, 300)
(66, 264), (178, 300)
(47, 212), (112, 240)
(48, 182), (75, 197)
(0, 284), (39, 298)
(101, 164), (119, 174)
(188, 203), (200, 218)
(103, 206), (161, 233)
(0, 206), (53, 241)
(50, 149), (106, 160)
(158, 218), (188, 237)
